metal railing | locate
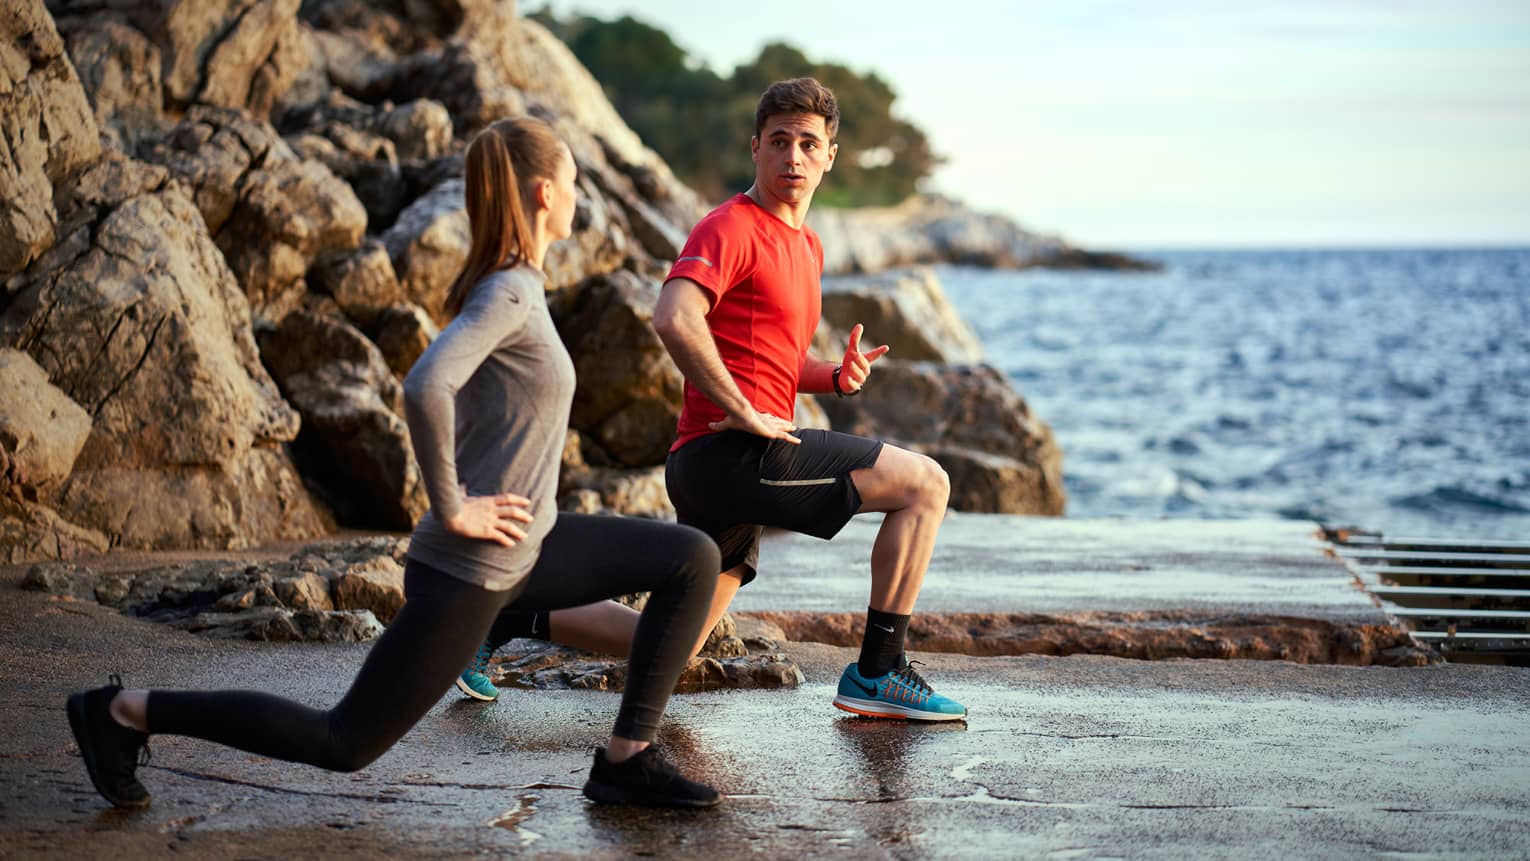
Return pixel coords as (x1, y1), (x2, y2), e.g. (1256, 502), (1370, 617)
(1327, 530), (1530, 664)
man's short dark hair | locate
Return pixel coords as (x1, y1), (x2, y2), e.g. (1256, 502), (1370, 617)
(754, 77), (840, 140)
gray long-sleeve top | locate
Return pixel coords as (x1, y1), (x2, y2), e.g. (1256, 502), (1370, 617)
(402, 265), (575, 591)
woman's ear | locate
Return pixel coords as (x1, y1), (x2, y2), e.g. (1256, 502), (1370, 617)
(537, 178), (555, 211)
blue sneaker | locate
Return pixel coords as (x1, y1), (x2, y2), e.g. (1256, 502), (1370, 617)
(455, 639), (499, 702)
(833, 660), (966, 721)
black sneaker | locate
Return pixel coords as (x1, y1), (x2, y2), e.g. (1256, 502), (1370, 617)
(66, 674), (151, 809)
(582, 745), (722, 808)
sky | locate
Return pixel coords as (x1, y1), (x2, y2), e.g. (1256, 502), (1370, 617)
(539, 1), (1530, 250)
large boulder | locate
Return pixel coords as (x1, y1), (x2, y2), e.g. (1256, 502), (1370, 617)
(820, 267), (984, 363)
(147, 0), (303, 112)
(139, 107), (367, 322)
(57, 16), (165, 152)
(0, 347), (92, 509)
(379, 177), (468, 322)
(258, 311), (426, 529)
(0, 0), (101, 280)
(820, 361), (1066, 515)
(556, 270), (683, 468)
(1, 153), (331, 550)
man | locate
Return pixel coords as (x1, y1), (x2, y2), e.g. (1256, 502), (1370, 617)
(652, 77), (964, 721)
(459, 78), (964, 722)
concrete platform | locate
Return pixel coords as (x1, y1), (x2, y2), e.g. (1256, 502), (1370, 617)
(3, 531), (1529, 859)
(743, 514), (1380, 621)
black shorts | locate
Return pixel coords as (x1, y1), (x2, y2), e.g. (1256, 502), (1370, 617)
(665, 428), (884, 585)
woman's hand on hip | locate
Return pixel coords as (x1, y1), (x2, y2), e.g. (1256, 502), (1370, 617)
(444, 490), (534, 547)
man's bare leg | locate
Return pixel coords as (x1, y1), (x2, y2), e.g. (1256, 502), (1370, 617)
(849, 443), (951, 614)
(547, 567), (747, 658)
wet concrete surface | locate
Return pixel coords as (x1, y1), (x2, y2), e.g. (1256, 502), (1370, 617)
(4, 555), (1530, 859)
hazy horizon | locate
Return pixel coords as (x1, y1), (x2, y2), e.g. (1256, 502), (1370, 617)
(538, 1), (1530, 251)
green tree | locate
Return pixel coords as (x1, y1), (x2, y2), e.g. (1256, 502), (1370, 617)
(530, 7), (939, 206)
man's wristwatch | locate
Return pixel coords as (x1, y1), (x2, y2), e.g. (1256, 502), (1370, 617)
(831, 365), (860, 398)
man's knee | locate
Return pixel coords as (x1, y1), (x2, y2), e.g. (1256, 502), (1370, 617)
(915, 453), (951, 509)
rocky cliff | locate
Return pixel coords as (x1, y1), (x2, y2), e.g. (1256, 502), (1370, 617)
(2, 0), (1064, 563)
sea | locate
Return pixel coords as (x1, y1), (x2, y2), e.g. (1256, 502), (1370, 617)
(936, 248), (1530, 540)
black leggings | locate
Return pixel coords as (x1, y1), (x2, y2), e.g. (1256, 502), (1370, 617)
(146, 515), (718, 771)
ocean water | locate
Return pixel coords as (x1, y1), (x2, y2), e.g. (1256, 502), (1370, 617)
(936, 249), (1530, 539)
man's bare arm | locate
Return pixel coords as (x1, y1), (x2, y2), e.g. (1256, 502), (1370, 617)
(653, 277), (800, 443)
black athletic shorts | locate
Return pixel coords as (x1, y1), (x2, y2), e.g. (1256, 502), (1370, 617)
(665, 428), (884, 585)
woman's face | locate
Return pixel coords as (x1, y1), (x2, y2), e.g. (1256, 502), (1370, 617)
(544, 144), (578, 242)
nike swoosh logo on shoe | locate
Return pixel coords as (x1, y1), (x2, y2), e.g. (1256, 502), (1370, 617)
(849, 677), (878, 697)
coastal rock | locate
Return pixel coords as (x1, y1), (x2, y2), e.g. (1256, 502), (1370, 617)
(1, 152), (330, 551)
(821, 362), (1065, 515)
(0, 0), (101, 280)
(139, 106), (367, 321)
(489, 620), (803, 693)
(285, 121), (409, 232)
(19, 536), (408, 640)
(820, 267), (984, 363)
(57, 16), (165, 152)
(258, 311), (426, 530)
(809, 194), (1155, 275)
(380, 178), (469, 324)
(1, 497), (110, 564)
(330, 556), (405, 624)
(148, 0), (302, 113)
(372, 303), (438, 377)
(557, 270), (683, 467)
(309, 239), (406, 328)
(0, 350), (92, 496)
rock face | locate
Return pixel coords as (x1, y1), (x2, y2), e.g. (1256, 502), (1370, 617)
(1, 0), (101, 280)
(2, 153), (332, 549)
(258, 311), (426, 529)
(821, 267), (984, 363)
(0, 349), (92, 497)
(821, 362), (1066, 515)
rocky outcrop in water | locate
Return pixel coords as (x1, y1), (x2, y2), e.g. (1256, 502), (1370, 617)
(808, 194), (1158, 276)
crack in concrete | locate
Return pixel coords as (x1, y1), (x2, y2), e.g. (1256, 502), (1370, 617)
(148, 765), (456, 807)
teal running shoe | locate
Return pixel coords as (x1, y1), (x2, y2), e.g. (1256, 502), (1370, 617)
(455, 639), (499, 702)
(832, 660), (966, 721)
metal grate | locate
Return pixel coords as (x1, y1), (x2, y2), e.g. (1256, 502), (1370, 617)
(1327, 529), (1530, 665)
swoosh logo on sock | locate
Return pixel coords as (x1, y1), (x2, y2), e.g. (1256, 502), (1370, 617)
(872, 623), (895, 633)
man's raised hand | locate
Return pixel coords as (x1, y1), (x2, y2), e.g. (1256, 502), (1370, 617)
(838, 323), (890, 394)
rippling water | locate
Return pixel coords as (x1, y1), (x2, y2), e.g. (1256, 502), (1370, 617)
(937, 249), (1530, 539)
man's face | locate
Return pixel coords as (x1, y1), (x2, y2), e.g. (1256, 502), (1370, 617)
(751, 112), (837, 206)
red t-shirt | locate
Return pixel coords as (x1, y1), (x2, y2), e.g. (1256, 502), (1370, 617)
(666, 194), (824, 451)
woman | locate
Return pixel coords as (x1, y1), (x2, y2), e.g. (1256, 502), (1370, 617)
(65, 116), (723, 810)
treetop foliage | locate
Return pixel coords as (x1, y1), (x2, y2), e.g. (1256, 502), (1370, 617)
(529, 8), (941, 207)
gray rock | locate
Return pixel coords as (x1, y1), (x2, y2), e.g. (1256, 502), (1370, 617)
(258, 311), (426, 530)
(557, 271), (682, 467)
(58, 16), (165, 152)
(381, 178), (469, 323)
(310, 240), (406, 328)
(0, 349), (92, 495)
(2, 152), (331, 551)
(377, 99), (453, 162)
(821, 361), (1066, 515)
(0, 0), (101, 280)
(372, 303), (437, 377)
(330, 556), (405, 624)
(821, 267), (984, 363)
